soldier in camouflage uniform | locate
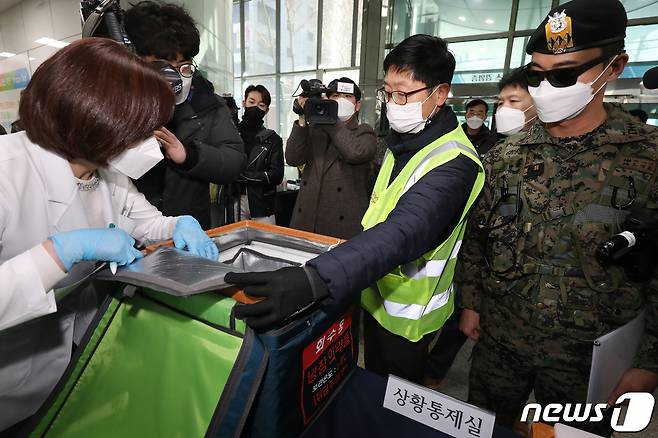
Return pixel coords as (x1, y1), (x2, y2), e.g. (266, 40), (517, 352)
(457, 0), (658, 435)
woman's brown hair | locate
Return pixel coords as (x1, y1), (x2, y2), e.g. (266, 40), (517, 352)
(19, 38), (174, 165)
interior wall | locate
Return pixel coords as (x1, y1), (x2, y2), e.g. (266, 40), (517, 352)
(0, 0), (80, 131)
(0, 0), (81, 72)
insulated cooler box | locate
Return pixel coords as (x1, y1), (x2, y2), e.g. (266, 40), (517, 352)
(26, 222), (359, 438)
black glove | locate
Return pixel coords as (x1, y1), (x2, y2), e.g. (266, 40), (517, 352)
(224, 266), (328, 330)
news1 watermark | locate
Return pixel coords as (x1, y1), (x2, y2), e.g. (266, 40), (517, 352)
(521, 393), (656, 432)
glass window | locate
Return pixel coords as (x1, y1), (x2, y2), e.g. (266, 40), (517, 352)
(355, 0), (364, 65)
(626, 24), (658, 64)
(320, 0), (354, 69)
(509, 35), (532, 69)
(322, 68), (360, 85)
(233, 2), (241, 76)
(390, 0), (513, 43)
(450, 38), (508, 84)
(622, 0), (658, 19)
(515, 0), (553, 31)
(280, 73), (316, 141)
(244, 0), (277, 76)
(560, 0), (658, 19)
(280, 0), (319, 72)
(234, 78), (243, 108)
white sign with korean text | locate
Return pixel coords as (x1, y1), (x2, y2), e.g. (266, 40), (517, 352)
(384, 375), (495, 438)
(336, 81), (354, 94)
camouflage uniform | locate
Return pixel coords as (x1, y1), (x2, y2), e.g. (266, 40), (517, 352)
(457, 104), (658, 435)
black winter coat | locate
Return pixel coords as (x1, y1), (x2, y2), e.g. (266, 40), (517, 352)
(237, 126), (284, 218)
(134, 74), (246, 229)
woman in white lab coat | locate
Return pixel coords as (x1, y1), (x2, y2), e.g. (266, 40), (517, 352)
(0, 38), (219, 432)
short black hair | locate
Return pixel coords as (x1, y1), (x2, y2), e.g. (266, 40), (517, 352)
(498, 68), (528, 92)
(327, 77), (362, 101)
(125, 1), (200, 60)
(383, 34), (456, 86)
(244, 85), (272, 107)
(466, 99), (489, 114)
(629, 109), (648, 123)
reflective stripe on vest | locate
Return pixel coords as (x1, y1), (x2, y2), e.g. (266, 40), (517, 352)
(360, 125), (485, 342)
(400, 240), (462, 280)
(382, 283), (454, 320)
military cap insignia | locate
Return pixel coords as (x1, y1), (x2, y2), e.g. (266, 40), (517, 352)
(545, 10), (574, 54)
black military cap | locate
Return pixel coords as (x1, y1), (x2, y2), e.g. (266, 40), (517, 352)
(327, 77), (362, 101)
(526, 0), (627, 55)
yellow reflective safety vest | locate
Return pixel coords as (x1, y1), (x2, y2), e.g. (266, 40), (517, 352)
(361, 126), (485, 342)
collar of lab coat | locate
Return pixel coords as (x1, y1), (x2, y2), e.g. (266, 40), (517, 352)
(25, 137), (91, 232)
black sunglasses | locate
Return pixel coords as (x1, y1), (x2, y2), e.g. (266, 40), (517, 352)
(524, 54), (616, 88)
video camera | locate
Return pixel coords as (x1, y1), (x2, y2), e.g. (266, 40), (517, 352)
(596, 214), (658, 282)
(292, 79), (338, 125)
(80, 0), (131, 47)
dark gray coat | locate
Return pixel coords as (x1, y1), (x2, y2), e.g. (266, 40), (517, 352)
(285, 117), (377, 239)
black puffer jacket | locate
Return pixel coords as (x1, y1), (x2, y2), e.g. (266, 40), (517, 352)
(135, 73), (246, 229)
(236, 124), (284, 218)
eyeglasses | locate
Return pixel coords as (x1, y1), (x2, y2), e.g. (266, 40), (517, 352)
(151, 60), (197, 78)
(376, 85), (435, 105)
(175, 62), (196, 78)
(523, 54), (615, 88)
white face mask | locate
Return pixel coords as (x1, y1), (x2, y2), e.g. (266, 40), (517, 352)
(528, 56), (617, 123)
(466, 116), (485, 130)
(495, 105), (536, 136)
(109, 136), (164, 179)
(386, 87), (438, 134)
(175, 76), (193, 105)
(336, 98), (356, 122)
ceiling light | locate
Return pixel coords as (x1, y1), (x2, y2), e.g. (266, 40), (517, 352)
(0, 52), (16, 58)
(485, 18), (494, 24)
(458, 16), (466, 21)
(35, 37), (69, 48)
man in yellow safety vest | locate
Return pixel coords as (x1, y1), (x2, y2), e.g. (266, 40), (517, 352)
(226, 34), (485, 383)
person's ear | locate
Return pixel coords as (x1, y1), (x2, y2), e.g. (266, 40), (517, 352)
(242, 100), (246, 109)
(265, 107), (270, 115)
(434, 83), (450, 107)
(355, 101), (362, 112)
(608, 53), (629, 82)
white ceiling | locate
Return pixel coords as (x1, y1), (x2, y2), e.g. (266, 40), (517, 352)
(0, 0), (23, 14)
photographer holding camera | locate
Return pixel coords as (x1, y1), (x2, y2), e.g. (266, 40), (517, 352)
(286, 77), (376, 239)
(124, 1), (246, 230)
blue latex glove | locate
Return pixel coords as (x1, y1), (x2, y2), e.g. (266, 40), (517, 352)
(173, 215), (219, 260)
(50, 228), (144, 272)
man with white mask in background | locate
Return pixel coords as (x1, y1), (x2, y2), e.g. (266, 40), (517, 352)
(286, 77), (376, 239)
(463, 99), (497, 157)
(458, 0), (658, 435)
(124, 1), (246, 230)
(494, 67), (538, 137)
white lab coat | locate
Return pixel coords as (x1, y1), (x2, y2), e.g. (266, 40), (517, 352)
(0, 132), (178, 430)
